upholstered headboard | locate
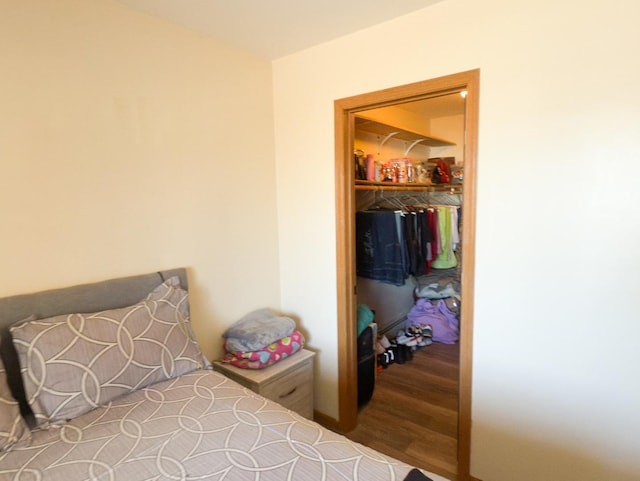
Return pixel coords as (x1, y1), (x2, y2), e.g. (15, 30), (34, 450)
(0, 268), (188, 419)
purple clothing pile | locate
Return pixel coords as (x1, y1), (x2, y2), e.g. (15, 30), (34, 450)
(407, 298), (459, 344)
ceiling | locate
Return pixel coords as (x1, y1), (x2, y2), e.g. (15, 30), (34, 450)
(391, 92), (466, 119)
(114, 0), (462, 119)
(115, 0), (444, 59)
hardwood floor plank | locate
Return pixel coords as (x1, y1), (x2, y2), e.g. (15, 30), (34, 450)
(344, 342), (460, 480)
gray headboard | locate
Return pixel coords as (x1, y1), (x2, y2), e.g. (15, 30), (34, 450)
(0, 268), (188, 419)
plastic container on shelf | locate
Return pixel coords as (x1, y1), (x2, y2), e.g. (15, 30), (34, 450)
(366, 154), (376, 181)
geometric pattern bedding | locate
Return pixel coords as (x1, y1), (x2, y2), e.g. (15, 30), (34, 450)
(0, 356), (30, 452)
(10, 276), (210, 427)
(0, 369), (437, 481)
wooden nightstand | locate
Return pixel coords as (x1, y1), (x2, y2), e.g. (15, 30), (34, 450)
(213, 349), (315, 420)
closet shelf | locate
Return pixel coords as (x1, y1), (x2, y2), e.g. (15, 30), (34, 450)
(355, 180), (462, 194)
(355, 116), (455, 148)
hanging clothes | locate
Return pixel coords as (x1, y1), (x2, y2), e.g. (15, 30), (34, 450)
(404, 211), (427, 277)
(356, 202), (460, 284)
(419, 209), (433, 265)
(431, 206), (458, 270)
(355, 210), (406, 286)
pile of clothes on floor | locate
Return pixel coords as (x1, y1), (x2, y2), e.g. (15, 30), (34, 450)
(221, 308), (304, 369)
(374, 323), (433, 370)
(373, 273), (461, 370)
(411, 272), (460, 344)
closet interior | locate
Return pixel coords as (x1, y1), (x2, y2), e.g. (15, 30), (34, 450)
(353, 92), (465, 407)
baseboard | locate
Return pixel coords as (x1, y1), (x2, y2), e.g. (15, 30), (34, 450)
(379, 316), (407, 335)
(457, 474), (482, 481)
(313, 410), (341, 433)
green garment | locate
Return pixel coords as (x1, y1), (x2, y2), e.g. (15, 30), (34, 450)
(431, 206), (458, 269)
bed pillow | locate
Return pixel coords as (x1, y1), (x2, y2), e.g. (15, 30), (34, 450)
(0, 352), (30, 451)
(11, 277), (210, 426)
(222, 330), (305, 369)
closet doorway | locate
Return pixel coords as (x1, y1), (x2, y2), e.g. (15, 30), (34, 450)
(334, 70), (479, 480)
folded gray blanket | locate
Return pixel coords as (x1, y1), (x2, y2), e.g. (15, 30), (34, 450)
(223, 308), (296, 352)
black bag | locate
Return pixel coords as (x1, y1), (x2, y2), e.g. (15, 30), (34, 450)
(357, 324), (376, 407)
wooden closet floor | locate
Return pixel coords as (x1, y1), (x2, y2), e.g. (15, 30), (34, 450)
(344, 342), (459, 481)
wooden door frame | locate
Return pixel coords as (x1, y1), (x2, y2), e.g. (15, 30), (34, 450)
(334, 69), (480, 480)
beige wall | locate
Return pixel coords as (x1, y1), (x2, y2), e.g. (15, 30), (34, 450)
(273, 0), (640, 480)
(0, 0), (281, 361)
(4, 1), (640, 480)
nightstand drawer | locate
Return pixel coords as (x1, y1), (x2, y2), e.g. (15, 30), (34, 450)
(259, 360), (313, 418)
(213, 349), (315, 419)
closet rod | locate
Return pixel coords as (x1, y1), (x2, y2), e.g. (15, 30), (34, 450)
(355, 183), (462, 195)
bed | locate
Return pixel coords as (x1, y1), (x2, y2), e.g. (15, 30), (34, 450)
(0, 268), (446, 481)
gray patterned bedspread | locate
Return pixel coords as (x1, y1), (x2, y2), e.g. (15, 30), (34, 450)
(0, 369), (433, 481)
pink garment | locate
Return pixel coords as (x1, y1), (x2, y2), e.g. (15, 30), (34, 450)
(222, 330), (305, 369)
(407, 299), (459, 344)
